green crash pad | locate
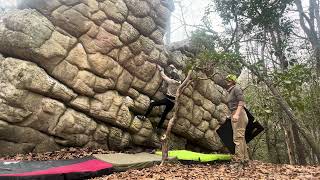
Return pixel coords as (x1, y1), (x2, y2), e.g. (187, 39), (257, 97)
(93, 153), (175, 171)
(155, 150), (231, 162)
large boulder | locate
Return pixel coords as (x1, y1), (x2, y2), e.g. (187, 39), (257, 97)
(0, 0), (228, 155)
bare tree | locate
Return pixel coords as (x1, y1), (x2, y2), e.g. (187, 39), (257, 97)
(295, 0), (320, 75)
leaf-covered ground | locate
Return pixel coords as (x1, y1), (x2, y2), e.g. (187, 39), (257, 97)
(93, 161), (319, 180)
(0, 148), (114, 161)
(1, 148), (319, 180)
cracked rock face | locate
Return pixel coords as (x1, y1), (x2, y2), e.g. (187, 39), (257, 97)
(0, 0), (227, 156)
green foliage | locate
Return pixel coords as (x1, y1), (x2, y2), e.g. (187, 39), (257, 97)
(273, 64), (312, 111)
(274, 65), (311, 88)
(300, 82), (320, 129)
(212, 0), (294, 30)
(196, 50), (242, 75)
(186, 30), (243, 76)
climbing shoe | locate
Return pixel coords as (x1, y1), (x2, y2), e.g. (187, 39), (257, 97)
(156, 128), (162, 135)
(137, 115), (146, 121)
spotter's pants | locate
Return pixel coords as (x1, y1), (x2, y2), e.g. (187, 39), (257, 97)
(232, 109), (249, 160)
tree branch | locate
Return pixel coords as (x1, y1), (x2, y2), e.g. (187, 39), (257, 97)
(314, 0), (320, 38)
(295, 0), (313, 39)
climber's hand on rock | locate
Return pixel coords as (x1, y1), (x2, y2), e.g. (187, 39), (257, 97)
(157, 65), (163, 71)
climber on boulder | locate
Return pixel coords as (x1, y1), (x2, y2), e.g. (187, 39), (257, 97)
(138, 65), (181, 134)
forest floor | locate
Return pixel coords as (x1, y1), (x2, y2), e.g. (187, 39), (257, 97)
(1, 148), (319, 180)
(93, 161), (319, 180)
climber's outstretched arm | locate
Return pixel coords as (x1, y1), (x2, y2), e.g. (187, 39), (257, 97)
(157, 65), (177, 84)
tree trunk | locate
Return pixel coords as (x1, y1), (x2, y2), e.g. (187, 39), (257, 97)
(292, 124), (307, 165)
(268, 28), (288, 69)
(282, 123), (296, 164)
(279, 110), (296, 164)
(160, 70), (193, 165)
(240, 60), (320, 160)
(264, 121), (273, 163)
(273, 130), (282, 164)
(311, 149), (316, 164)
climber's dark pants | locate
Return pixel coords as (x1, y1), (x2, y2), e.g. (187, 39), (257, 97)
(145, 95), (175, 129)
